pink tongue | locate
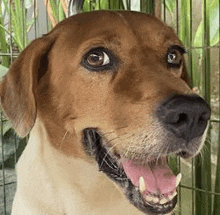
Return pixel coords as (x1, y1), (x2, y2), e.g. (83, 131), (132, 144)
(121, 158), (176, 195)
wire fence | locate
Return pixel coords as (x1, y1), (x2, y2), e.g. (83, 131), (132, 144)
(0, 0), (219, 214)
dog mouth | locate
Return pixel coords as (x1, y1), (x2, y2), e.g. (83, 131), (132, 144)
(82, 129), (181, 214)
(121, 157), (180, 214)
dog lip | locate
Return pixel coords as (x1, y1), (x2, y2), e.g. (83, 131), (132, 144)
(143, 195), (178, 214)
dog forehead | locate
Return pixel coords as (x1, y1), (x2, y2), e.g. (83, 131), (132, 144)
(53, 11), (179, 51)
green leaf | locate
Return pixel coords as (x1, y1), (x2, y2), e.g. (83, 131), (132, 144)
(24, 0), (32, 9)
(26, 17), (35, 30)
(193, 0), (219, 55)
(82, 0), (90, 11)
(0, 64), (8, 79)
(3, 120), (12, 135)
(49, 0), (58, 22)
(164, 0), (176, 16)
(83, 0), (125, 11)
(193, 21), (203, 55)
(211, 31), (219, 47)
(58, 0), (66, 21)
(122, 0), (128, 9)
(0, 5), (10, 67)
(209, 6), (219, 46)
(168, 154), (179, 175)
(97, 0), (109, 10)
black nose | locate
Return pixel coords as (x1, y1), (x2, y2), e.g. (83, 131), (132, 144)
(156, 94), (211, 141)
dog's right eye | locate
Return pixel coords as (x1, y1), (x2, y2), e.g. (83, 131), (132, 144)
(81, 47), (116, 71)
(166, 45), (186, 68)
(87, 51), (110, 67)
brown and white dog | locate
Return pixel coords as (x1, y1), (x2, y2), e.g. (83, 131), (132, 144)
(0, 11), (211, 215)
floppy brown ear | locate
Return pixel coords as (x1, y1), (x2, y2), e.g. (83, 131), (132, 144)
(0, 35), (55, 137)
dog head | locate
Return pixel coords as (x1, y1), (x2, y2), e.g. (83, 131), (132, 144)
(0, 11), (210, 214)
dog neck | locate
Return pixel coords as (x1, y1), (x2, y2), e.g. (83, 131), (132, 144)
(15, 118), (142, 214)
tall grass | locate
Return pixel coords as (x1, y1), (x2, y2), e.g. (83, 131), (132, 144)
(0, 4), (9, 68)
(0, 0), (36, 51)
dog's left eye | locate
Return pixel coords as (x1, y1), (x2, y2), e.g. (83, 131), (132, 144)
(166, 45), (185, 67)
(82, 47), (115, 71)
(167, 50), (182, 66)
(87, 51), (110, 67)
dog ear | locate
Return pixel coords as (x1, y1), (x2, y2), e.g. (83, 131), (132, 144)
(0, 35), (55, 137)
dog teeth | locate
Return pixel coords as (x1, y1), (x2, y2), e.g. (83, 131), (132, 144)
(176, 173), (182, 187)
(159, 197), (169, 205)
(145, 195), (169, 205)
(139, 176), (146, 193)
(145, 191), (177, 205)
(145, 195), (154, 202)
(145, 194), (160, 204)
(151, 196), (159, 204)
(167, 191), (177, 201)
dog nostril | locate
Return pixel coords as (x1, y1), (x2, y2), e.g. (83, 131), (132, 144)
(176, 113), (188, 124)
(198, 116), (205, 124)
(198, 112), (210, 127)
(177, 151), (188, 158)
(180, 151), (186, 155)
(199, 112), (210, 121)
(167, 112), (188, 125)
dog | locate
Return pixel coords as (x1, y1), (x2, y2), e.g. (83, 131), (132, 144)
(0, 11), (211, 215)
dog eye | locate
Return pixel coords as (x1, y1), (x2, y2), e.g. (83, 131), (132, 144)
(167, 50), (182, 66)
(166, 45), (185, 67)
(87, 51), (110, 67)
(82, 47), (116, 71)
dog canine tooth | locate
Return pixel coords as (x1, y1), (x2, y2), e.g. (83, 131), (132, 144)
(168, 191), (177, 201)
(159, 197), (169, 205)
(139, 176), (146, 193)
(176, 173), (182, 187)
(151, 196), (159, 204)
(146, 195), (153, 202)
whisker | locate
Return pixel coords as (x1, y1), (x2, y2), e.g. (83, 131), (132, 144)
(102, 125), (129, 137)
(59, 130), (68, 150)
(99, 138), (121, 170)
(101, 155), (119, 171)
